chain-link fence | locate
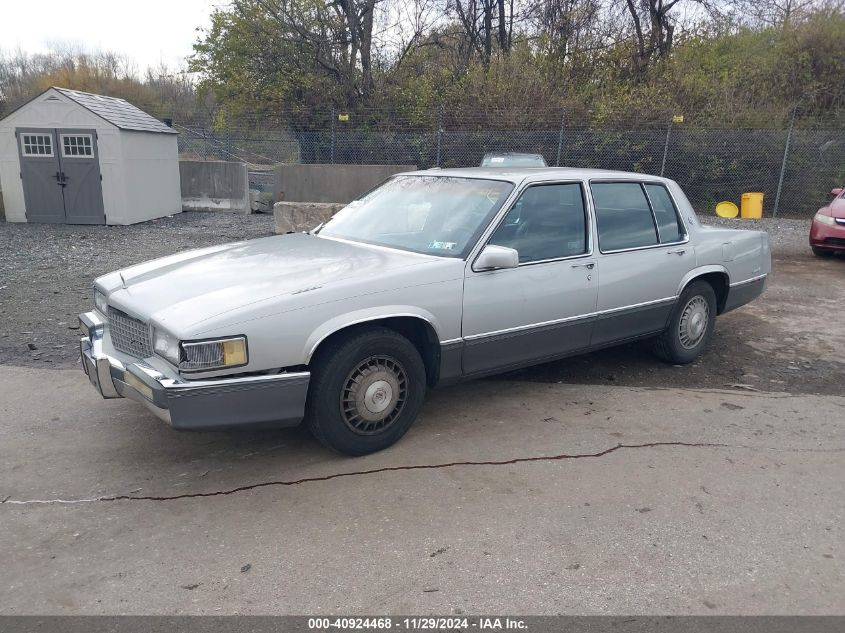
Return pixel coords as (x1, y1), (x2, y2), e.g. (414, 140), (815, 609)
(172, 111), (845, 219)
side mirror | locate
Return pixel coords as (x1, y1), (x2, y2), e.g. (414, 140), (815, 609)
(474, 245), (519, 271)
(831, 188), (843, 197)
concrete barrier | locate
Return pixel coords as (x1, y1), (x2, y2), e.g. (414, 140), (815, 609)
(274, 164), (415, 203)
(180, 160), (250, 213)
(274, 201), (345, 234)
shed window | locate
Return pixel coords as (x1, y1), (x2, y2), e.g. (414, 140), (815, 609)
(61, 134), (93, 157)
(21, 134), (53, 157)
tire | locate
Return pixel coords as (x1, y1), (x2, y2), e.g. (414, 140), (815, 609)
(654, 281), (717, 365)
(812, 246), (834, 257)
(305, 326), (427, 456)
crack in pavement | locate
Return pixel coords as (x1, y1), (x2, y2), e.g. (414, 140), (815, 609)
(2, 440), (843, 506)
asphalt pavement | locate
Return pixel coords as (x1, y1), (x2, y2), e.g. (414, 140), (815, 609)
(1, 365), (842, 614)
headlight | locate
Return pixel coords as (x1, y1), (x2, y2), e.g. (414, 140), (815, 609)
(180, 336), (248, 372)
(814, 212), (836, 226)
(152, 327), (181, 365)
(94, 289), (108, 314)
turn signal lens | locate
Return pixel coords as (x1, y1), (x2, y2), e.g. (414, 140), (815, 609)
(152, 327), (181, 365)
(94, 289), (108, 314)
(222, 339), (247, 366)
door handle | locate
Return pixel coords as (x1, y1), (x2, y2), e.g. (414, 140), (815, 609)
(667, 249), (686, 255)
(571, 262), (595, 269)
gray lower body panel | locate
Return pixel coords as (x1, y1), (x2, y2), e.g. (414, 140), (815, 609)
(723, 276), (767, 313)
(462, 318), (594, 376)
(166, 377), (309, 430)
(590, 299), (674, 348)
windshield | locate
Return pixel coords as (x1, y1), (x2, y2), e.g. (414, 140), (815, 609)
(318, 175), (514, 257)
(482, 154), (547, 167)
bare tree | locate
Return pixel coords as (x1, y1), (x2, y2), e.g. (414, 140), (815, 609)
(622, 0), (717, 73)
(732, 0), (838, 27)
(449, 0), (520, 61)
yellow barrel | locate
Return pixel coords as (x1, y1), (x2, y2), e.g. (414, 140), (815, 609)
(740, 192), (764, 219)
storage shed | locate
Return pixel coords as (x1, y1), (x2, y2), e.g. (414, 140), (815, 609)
(0, 87), (181, 225)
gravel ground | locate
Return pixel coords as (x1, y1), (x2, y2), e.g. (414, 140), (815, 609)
(1, 211), (842, 395)
(0, 213), (275, 367)
(699, 215), (813, 256)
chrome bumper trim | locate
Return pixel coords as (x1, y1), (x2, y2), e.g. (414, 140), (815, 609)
(729, 273), (768, 288)
(78, 311), (310, 430)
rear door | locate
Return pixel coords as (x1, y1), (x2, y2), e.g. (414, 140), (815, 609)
(57, 129), (105, 225)
(16, 128), (65, 223)
(589, 180), (694, 346)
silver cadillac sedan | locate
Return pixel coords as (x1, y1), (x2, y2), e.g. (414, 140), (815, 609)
(80, 168), (770, 455)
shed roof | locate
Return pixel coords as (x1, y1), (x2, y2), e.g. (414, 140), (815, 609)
(53, 88), (177, 134)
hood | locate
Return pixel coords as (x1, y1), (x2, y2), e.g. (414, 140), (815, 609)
(98, 233), (442, 333)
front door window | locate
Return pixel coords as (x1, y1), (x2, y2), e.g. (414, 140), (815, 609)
(488, 183), (588, 263)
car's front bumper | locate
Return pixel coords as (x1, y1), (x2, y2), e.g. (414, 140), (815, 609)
(79, 311), (310, 430)
(810, 218), (845, 251)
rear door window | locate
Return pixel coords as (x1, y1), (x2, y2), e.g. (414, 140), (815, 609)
(591, 183), (658, 251)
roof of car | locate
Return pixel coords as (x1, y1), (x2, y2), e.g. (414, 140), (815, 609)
(403, 167), (672, 183)
(482, 151), (544, 157)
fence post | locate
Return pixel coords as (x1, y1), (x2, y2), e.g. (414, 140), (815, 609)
(330, 108), (336, 165)
(773, 105), (796, 218)
(436, 105), (444, 168)
(660, 118), (673, 177)
(556, 109), (565, 167)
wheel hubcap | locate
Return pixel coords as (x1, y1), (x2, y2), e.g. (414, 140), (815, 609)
(363, 380), (394, 414)
(341, 356), (407, 435)
(679, 295), (710, 349)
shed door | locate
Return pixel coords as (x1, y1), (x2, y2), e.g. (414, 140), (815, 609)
(16, 127), (106, 225)
(16, 129), (66, 223)
(57, 129), (105, 224)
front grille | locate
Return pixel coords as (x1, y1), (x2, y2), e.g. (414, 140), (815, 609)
(823, 237), (845, 246)
(108, 307), (152, 358)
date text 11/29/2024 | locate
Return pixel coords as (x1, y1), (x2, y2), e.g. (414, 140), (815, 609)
(307, 617), (528, 630)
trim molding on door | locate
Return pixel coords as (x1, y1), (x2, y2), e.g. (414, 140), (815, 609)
(461, 295), (677, 343)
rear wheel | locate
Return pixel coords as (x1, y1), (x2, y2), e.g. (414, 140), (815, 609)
(305, 327), (427, 455)
(812, 246), (834, 257)
(654, 281), (717, 365)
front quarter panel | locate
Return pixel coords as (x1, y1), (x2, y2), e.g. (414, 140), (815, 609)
(188, 267), (465, 376)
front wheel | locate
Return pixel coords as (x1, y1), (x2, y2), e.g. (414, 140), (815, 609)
(305, 327), (427, 455)
(654, 281), (717, 364)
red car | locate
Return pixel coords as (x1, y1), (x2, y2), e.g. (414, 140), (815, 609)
(810, 187), (845, 256)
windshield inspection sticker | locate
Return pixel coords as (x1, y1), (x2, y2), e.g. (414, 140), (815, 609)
(428, 241), (457, 251)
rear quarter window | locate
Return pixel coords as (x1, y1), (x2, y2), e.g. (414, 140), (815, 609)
(645, 184), (685, 243)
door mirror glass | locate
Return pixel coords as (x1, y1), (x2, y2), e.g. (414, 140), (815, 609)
(474, 245), (519, 271)
(831, 188), (843, 197)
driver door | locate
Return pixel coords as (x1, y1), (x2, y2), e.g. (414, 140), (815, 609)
(461, 182), (599, 375)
